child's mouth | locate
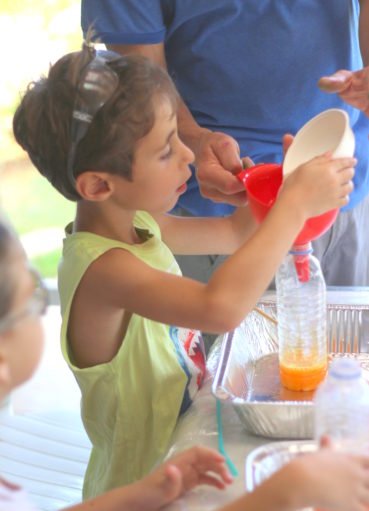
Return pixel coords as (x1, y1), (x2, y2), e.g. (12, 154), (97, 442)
(176, 182), (188, 194)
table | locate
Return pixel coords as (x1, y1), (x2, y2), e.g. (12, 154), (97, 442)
(164, 287), (369, 510)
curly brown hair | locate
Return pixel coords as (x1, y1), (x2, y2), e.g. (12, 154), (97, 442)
(13, 45), (179, 201)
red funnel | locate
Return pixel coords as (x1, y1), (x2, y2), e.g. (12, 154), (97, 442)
(237, 163), (338, 246)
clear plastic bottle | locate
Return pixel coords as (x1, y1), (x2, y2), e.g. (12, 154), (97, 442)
(276, 242), (327, 391)
(314, 357), (369, 453)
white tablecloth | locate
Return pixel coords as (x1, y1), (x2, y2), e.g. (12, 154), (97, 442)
(163, 364), (270, 510)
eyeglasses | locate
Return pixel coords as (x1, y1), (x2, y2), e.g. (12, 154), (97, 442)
(0, 267), (49, 334)
(66, 48), (120, 190)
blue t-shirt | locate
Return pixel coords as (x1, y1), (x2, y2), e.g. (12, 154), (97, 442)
(82, 0), (369, 216)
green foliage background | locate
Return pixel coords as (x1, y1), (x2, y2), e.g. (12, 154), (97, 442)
(0, 0), (82, 278)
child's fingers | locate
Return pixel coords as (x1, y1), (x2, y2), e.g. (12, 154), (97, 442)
(196, 459), (233, 483)
(337, 165), (355, 182)
(340, 180), (354, 198)
(197, 473), (228, 490)
(164, 464), (182, 482)
(189, 446), (229, 471)
(213, 463), (234, 484)
(337, 195), (350, 208)
(172, 446), (224, 466)
(330, 156), (357, 170)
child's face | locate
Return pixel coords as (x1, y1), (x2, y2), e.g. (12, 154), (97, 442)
(116, 96), (194, 213)
(0, 245), (45, 398)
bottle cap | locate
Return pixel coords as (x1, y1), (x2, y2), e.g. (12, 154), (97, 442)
(329, 358), (362, 380)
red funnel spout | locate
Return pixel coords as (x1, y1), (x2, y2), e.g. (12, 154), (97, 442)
(290, 244), (311, 282)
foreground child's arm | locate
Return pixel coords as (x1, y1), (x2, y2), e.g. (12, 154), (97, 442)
(221, 449), (369, 511)
(64, 446), (369, 511)
(65, 446), (232, 511)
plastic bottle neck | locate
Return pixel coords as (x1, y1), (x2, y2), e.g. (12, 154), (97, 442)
(289, 242), (313, 256)
(289, 243), (313, 282)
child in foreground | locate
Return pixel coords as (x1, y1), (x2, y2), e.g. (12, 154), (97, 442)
(13, 43), (356, 498)
(0, 217), (368, 511)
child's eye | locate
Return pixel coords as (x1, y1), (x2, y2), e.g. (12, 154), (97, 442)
(161, 147), (173, 160)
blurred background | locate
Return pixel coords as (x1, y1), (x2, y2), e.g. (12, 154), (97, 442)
(0, 0), (82, 284)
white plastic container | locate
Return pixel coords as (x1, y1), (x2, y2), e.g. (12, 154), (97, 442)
(283, 108), (355, 177)
(314, 357), (369, 453)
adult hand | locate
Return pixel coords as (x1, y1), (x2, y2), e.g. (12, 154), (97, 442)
(195, 130), (251, 206)
(318, 67), (369, 118)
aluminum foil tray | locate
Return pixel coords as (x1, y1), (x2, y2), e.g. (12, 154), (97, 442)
(212, 288), (369, 439)
(245, 440), (317, 511)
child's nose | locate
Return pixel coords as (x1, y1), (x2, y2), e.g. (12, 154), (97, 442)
(181, 140), (195, 165)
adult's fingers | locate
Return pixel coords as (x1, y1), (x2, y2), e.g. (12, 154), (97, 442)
(212, 136), (243, 174)
(241, 156), (254, 169)
(318, 70), (353, 93)
(197, 164), (246, 199)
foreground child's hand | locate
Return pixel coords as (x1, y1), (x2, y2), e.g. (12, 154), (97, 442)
(280, 152), (356, 219)
(292, 449), (369, 511)
(137, 446), (233, 510)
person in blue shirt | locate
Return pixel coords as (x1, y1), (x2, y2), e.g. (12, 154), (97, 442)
(81, 0), (369, 287)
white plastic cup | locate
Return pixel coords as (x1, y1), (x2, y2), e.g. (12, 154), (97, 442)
(283, 108), (355, 177)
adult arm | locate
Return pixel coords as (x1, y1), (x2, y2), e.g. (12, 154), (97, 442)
(359, 0), (369, 66)
(108, 43), (248, 206)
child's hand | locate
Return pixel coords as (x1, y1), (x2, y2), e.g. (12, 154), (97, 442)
(292, 449), (369, 511)
(280, 152), (356, 219)
(139, 446), (233, 509)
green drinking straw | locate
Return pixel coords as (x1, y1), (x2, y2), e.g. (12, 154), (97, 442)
(216, 398), (239, 477)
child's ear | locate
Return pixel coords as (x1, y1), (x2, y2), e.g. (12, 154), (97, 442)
(75, 171), (114, 202)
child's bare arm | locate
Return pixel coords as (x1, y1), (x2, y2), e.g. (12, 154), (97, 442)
(64, 446), (232, 511)
(73, 155), (355, 340)
(219, 450), (369, 511)
(154, 153), (355, 256)
(68, 153), (356, 367)
(153, 205), (257, 256)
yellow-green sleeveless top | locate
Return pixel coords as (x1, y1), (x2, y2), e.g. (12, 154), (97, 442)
(58, 211), (205, 499)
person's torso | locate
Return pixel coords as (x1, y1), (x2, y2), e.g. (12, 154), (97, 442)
(58, 211), (205, 497)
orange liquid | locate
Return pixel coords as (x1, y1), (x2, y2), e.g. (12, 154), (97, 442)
(280, 360), (327, 391)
